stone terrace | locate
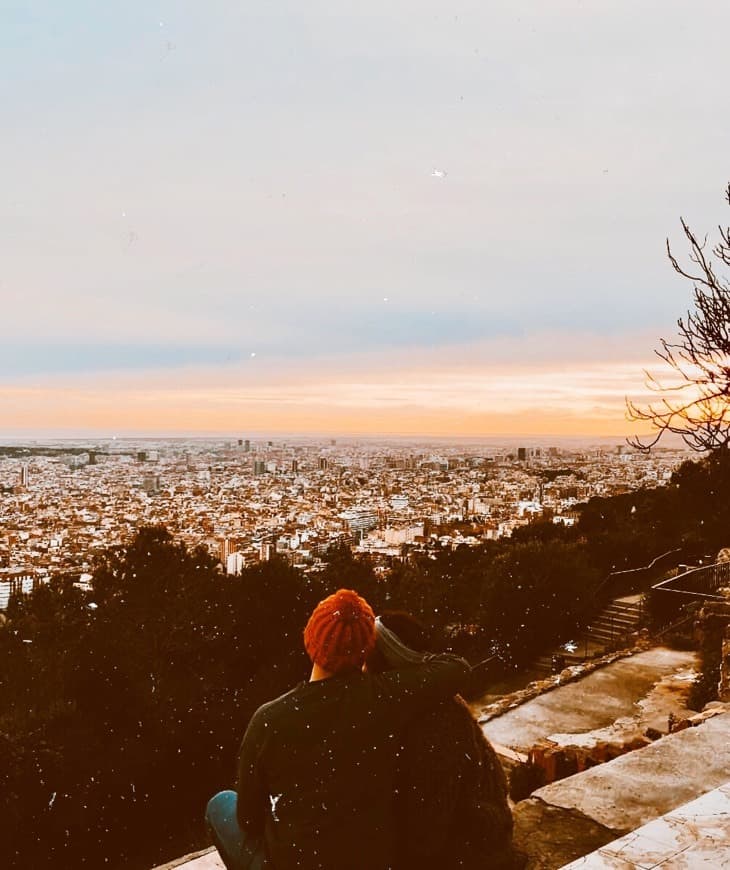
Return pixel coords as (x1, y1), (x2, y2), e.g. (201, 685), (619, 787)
(512, 711), (730, 867)
(562, 782), (730, 868)
(153, 847), (222, 870)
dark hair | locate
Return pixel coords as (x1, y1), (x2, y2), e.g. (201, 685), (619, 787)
(365, 610), (432, 673)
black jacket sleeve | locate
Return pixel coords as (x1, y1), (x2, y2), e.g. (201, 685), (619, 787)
(375, 653), (471, 724)
(235, 707), (269, 836)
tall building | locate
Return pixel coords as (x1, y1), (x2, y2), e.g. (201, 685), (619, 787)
(143, 474), (161, 494)
(259, 539), (273, 561)
(340, 507), (379, 536)
(244, 440), (251, 452)
(218, 537), (233, 565)
(254, 460), (266, 476)
(319, 457), (329, 471)
(517, 447), (527, 462)
(18, 464), (29, 488)
(226, 552), (245, 575)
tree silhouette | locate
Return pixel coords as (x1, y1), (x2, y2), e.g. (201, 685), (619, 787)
(628, 182), (730, 451)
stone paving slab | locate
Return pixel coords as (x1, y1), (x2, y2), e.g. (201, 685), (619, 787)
(152, 846), (224, 870)
(533, 712), (730, 834)
(560, 782), (730, 868)
(512, 799), (618, 870)
(512, 713), (730, 868)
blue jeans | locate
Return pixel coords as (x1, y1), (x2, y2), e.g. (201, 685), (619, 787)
(205, 790), (267, 870)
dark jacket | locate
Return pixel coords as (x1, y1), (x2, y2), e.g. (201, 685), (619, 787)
(394, 695), (514, 869)
(236, 654), (469, 870)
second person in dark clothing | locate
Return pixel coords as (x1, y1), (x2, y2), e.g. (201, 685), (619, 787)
(366, 611), (518, 870)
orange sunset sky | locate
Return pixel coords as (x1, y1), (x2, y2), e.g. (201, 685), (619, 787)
(2, 2), (728, 439)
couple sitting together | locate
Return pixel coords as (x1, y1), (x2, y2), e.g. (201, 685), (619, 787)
(206, 588), (518, 869)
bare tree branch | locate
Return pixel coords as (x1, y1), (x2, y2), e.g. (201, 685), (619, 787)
(627, 183), (730, 452)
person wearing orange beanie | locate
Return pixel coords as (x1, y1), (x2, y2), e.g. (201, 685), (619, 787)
(206, 588), (470, 870)
(303, 588), (376, 676)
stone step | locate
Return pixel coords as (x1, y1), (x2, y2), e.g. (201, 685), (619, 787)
(600, 611), (641, 624)
(586, 629), (632, 644)
(607, 599), (641, 610)
(588, 625), (637, 639)
(601, 607), (641, 619)
(605, 598), (642, 609)
(592, 611), (640, 625)
(601, 604), (642, 619)
(531, 597), (644, 674)
(585, 622), (638, 637)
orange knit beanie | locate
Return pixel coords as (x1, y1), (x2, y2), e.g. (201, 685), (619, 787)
(304, 588), (376, 674)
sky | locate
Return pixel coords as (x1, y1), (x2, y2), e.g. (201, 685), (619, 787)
(1, 0), (729, 438)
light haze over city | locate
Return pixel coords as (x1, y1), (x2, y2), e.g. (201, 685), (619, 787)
(2, 1), (729, 437)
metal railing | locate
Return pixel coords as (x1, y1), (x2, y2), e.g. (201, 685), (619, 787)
(591, 548), (688, 613)
(651, 560), (730, 601)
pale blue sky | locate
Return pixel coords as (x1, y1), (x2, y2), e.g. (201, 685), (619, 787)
(1, 1), (729, 433)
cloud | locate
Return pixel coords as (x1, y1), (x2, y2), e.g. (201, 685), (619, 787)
(0, 336), (667, 437)
(2, 1), (728, 436)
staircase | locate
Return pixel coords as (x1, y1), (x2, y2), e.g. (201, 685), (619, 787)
(584, 596), (643, 647)
(533, 596), (644, 675)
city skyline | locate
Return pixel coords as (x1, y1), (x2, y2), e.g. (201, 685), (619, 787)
(2, 1), (729, 437)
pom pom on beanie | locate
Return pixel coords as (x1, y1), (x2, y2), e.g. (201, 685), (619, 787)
(304, 588), (376, 674)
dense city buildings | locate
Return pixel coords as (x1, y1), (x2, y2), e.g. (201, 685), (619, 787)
(0, 437), (690, 609)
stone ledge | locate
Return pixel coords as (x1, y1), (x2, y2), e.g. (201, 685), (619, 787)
(512, 798), (618, 870)
(531, 711), (730, 833)
(511, 714), (730, 867)
(560, 781), (730, 868)
(152, 846), (223, 870)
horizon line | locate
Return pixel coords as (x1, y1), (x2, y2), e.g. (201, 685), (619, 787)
(0, 429), (680, 446)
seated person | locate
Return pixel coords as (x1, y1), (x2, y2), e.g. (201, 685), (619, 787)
(206, 589), (470, 870)
(366, 612), (518, 870)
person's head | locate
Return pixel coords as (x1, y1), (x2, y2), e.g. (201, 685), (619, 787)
(303, 588), (376, 676)
(365, 610), (431, 674)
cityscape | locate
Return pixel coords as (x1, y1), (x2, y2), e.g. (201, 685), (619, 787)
(0, 436), (690, 610)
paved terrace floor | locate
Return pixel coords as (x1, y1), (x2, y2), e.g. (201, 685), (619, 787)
(153, 847), (223, 870)
(561, 781), (730, 868)
(513, 711), (730, 868)
(480, 647), (698, 753)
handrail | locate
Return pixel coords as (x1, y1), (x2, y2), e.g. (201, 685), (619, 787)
(652, 611), (696, 641)
(608, 547), (685, 579)
(592, 548), (687, 606)
(652, 559), (730, 600)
